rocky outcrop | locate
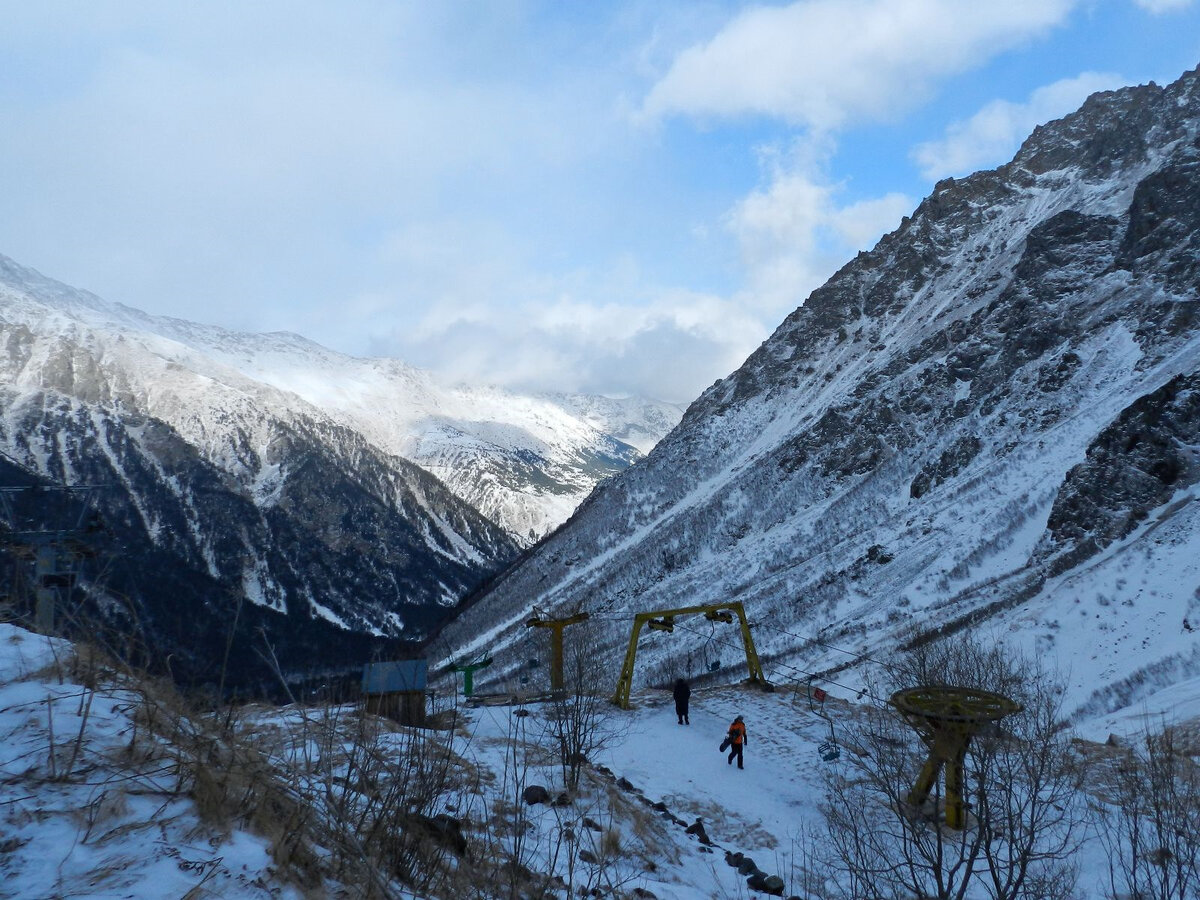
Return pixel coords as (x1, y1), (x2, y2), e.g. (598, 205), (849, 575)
(436, 66), (1200, 722)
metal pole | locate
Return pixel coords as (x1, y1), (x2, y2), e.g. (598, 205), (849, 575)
(34, 544), (56, 633)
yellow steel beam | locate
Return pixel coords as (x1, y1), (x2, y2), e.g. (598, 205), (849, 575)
(527, 612), (590, 691)
(611, 601), (766, 709)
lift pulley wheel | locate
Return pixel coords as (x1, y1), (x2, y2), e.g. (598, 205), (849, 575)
(891, 685), (1022, 726)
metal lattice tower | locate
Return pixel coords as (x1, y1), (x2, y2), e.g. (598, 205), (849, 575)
(0, 484), (105, 634)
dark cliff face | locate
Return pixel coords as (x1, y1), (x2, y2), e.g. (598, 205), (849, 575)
(1041, 374), (1200, 574)
(0, 383), (519, 689)
(438, 67), (1200, 714)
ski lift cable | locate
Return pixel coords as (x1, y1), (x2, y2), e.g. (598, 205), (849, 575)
(666, 618), (886, 704)
(589, 607), (896, 687)
(754, 619), (901, 676)
(579, 613), (881, 701)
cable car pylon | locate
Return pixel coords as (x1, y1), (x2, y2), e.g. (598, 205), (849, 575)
(525, 610), (589, 692)
(891, 685), (1022, 829)
(612, 601), (765, 709)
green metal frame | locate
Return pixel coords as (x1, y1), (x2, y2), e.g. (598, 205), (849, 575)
(611, 601), (765, 709)
(448, 656), (493, 697)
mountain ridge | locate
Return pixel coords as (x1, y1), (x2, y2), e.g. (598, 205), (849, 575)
(433, 65), (1200, 729)
(0, 256), (682, 543)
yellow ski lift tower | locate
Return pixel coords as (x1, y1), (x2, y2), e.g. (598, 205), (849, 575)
(612, 601), (765, 709)
(525, 611), (590, 691)
(890, 685), (1022, 830)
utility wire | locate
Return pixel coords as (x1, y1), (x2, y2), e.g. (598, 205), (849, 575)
(588, 607), (897, 695)
(755, 618), (901, 676)
(588, 611), (886, 704)
(666, 617), (887, 705)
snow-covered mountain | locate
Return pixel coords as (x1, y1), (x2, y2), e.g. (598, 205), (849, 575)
(437, 65), (1200, 729)
(0, 257), (676, 684)
(149, 329), (682, 545)
(0, 261), (682, 546)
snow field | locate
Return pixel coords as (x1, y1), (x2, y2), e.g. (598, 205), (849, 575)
(0, 623), (296, 899)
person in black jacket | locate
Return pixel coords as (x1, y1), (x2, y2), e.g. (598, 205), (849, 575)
(672, 678), (691, 724)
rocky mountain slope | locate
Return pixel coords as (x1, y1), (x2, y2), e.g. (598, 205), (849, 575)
(0, 262), (521, 684)
(0, 255), (678, 683)
(437, 65), (1200, 727)
(163, 328), (681, 544)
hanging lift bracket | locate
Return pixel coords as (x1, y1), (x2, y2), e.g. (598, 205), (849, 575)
(611, 600), (766, 709)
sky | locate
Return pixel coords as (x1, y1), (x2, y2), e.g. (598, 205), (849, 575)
(1, 1), (1198, 404)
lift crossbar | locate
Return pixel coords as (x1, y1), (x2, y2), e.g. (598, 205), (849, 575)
(611, 601), (765, 709)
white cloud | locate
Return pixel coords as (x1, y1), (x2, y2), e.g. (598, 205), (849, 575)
(912, 71), (1125, 181)
(1133, 0), (1194, 13)
(727, 143), (912, 315)
(0, 4), (638, 345)
(387, 289), (767, 405)
(642, 0), (1078, 129)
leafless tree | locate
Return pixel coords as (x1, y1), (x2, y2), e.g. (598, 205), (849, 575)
(821, 694), (985, 900)
(540, 622), (627, 792)
(1096, 724), (1200, 900)
(970, 665), (1086, 900)
(820, 636), (1087, 900)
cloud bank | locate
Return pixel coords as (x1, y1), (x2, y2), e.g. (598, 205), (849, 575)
(2, 1), (1188, 407)
(642, 0), (1077, 129)
(912, 72), (1126, 180)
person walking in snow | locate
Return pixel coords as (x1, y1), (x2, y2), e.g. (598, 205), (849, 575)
(726, 715), (747, 769)
(673, 677), (691, 724)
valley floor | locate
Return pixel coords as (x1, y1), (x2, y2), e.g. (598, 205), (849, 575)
(0, 619), (1178, 899)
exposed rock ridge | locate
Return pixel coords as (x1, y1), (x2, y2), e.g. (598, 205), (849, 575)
(435, 65), (1200, 726)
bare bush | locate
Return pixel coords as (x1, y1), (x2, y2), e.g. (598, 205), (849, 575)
(820, 637), (1087, 900)
(541, 624), (627, 791)
(1096, 725), (1200, 900)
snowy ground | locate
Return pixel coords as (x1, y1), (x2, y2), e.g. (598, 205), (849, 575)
(1, 616), (1188, 899)
(455, 683), (837, 899)
(0, 623), (298, 899)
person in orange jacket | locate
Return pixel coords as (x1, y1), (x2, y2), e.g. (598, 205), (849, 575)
(726, 715), (747, 769)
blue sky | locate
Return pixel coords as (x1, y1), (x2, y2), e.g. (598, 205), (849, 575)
(1, 1), (1198, 402)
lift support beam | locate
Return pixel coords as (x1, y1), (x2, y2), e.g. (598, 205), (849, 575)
(611, 601), (765, 709)
(526, 612), (590, 691)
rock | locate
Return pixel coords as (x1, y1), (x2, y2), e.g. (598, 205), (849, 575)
(725, 850), (744, 868)
(631, 889), (658, 899)
(737, 857), (759, 876)
(747, 873), (769, 891)
(522, 785), (551, 806)
(408, 813), (467, 857)
(763, 874), (786, 895)
(685, 819), (711, 845)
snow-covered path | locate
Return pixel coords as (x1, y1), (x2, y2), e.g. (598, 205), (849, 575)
(599, 684), (835, 856)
